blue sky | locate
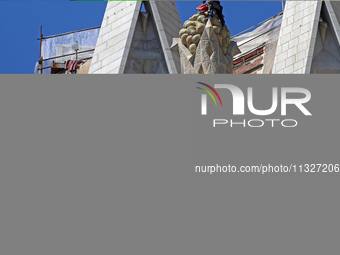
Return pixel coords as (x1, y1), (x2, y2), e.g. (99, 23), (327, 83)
(0, 1), (282, 73)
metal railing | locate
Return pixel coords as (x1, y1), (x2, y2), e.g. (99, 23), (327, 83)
(37, 26), (100, 73)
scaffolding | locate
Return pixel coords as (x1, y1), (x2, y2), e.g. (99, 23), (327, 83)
(37, 25), (101, 74)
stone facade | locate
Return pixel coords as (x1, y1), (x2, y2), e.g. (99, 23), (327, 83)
(273, 1), (322, 74)
(89, 1), (182, 74)
(89, 1), (141, 74)
(88, 1), (340, 75)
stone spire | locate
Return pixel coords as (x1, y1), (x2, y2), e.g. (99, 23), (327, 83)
(89, 1), (182, 74)
(273, 1), (340, 73)
(170, 9), (240, 74)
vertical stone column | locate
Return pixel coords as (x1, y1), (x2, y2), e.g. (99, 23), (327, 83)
(272, 1), (322, 74)
(89, 1), (141, 74)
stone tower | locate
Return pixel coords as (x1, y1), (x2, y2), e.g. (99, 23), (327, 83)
(170, 4), (240, 74)
(89, 1), (182, 74)
(171, 19), (240, 74)
(273, 1), (340, 74)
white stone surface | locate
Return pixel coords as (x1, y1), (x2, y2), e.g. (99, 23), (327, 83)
(272, 1), (322, 74)
(89, 1), (141, 74)
(89, 1), (182, 74)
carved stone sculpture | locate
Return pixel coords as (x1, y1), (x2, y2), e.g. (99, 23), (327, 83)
(171, 4), (240, 75)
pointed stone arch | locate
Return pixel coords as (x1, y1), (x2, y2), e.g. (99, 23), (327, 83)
(89, 1), (182, 74)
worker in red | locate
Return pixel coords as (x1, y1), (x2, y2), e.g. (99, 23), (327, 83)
(202, 1), (225, 27)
